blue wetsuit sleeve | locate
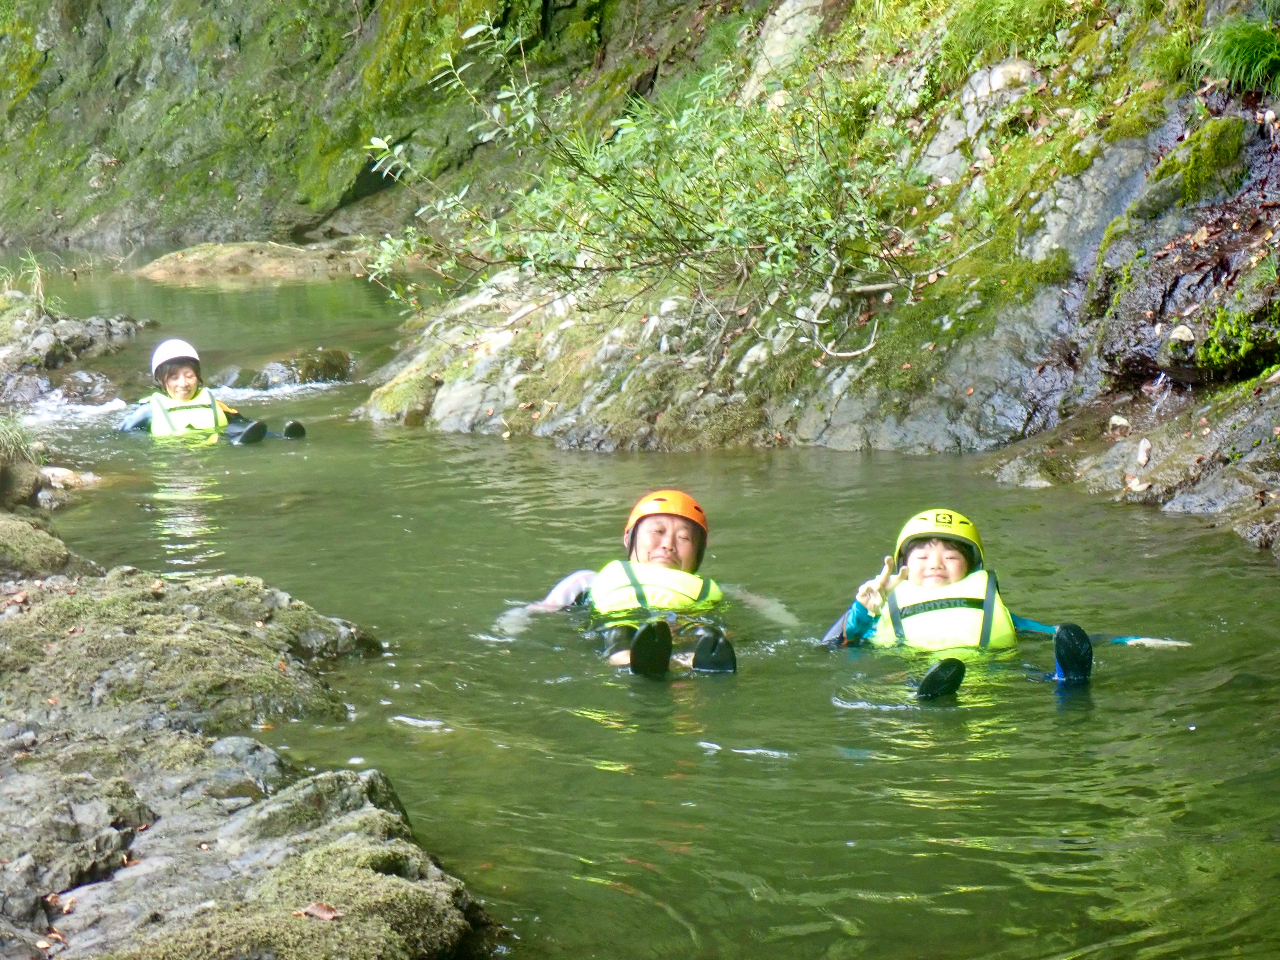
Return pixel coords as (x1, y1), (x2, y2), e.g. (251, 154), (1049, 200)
(118, 403), (152, 432)
(824, 601), (876, 647)
(1011, 613), (1056, 635)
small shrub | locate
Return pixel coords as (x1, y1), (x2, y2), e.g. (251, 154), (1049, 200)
(367, 17), (927, 360)
(1202, 17), (1280, 96)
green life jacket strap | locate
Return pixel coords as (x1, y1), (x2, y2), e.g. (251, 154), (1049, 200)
(887, 592), (906, 644)
(695, 575), (711, 603)
(153, 395), (178, 434)
(978, 570), (998, 650)
(620, 561), (648, 611)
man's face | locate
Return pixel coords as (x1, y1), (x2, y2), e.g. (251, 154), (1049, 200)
(628, 514), (701, 573)
(905, 538), (969, 589)
(163, 363), (199, 402)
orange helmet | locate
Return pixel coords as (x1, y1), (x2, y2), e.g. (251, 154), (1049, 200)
(624, 489), (709, 567)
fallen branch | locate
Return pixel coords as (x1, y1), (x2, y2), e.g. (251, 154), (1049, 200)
(817, 317), (878, 359)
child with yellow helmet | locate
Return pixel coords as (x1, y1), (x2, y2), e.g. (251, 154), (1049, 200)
(521, 489), (736, 677)
(823, 508), (1093, 697)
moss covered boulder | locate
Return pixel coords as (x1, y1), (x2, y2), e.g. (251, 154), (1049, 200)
(0, 516), (491, 958)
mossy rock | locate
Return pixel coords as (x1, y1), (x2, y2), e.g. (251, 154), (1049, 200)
(1131, 116), (1251, 218)
(0, 511), (69, 576)
(0, 569), (359, 729)
(0, 461), (43, 510)
(291, 348), (353, 383)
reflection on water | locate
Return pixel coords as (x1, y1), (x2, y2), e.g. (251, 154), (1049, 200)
(33, 272), (1280, 960)
(148, 455), (226, 575)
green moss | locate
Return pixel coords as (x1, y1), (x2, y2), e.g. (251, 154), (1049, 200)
(1104, 81), (1171, 142)
(0, 572), (349, 730)
(101, 833), (475, 960)
(1149, 116), (1248, 206)
(1098, 214), (1130, 258)
(0, 512), (70, 575)
(1202, 301), (1280, 369)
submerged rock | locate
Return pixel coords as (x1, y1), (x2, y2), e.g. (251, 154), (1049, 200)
(250, 349), (353, 389)
(137, 243), (368, 283)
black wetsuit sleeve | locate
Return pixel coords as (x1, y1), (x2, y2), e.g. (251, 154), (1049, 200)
(822, 614), (848, 647)
(118, 403), (152, 432)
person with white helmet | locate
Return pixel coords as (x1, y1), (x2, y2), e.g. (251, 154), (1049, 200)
(118, 339), (305, 444)
(823, 508), (1093, 698)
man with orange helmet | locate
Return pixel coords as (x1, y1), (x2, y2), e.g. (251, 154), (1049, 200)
(522, 488), (736, 677)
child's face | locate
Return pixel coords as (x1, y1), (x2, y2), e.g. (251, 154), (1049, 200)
(905, 539), (969, 589)
(163, 363), (199, 402)
(627, 514), (700, 573)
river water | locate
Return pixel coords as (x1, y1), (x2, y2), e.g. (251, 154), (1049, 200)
(26, 269), (1280, 960)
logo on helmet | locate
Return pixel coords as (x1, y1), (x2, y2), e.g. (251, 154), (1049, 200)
(934, 512), (953, 525)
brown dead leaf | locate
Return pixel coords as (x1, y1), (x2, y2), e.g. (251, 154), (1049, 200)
(1140, 79), (1161, 91)
(901, 362), (912, 369)
(298, 902), (344, 921)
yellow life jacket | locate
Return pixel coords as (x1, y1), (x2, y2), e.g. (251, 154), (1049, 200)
(589, 560), (723, 616)
(147, 388), (230, 437)
(870, 570), (1016, 651)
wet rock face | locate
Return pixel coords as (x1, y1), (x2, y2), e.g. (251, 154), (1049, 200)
(987, 368), (1280, 563)
(1092, 126), (1280, 386)
(0, 0), (727, 246)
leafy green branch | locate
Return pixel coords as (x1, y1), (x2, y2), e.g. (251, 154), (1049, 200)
(365, 15), (944, 357)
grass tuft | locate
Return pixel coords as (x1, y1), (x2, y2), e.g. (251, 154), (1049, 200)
(941, 0), (1071, 81)
(1202, 17), (1280, 96)
(1142, 28), (1195, 84)
(0, 416), (38, 464)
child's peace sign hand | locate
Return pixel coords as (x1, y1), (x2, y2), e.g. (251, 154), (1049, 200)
(855, 555), (908, 617)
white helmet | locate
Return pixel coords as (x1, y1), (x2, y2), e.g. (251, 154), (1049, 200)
(150, 339), (200, 379)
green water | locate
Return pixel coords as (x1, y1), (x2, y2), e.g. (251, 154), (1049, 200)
(30, 272), (1280, 960)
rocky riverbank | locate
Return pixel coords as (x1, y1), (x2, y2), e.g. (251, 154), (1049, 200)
(0, 498), (492, 959)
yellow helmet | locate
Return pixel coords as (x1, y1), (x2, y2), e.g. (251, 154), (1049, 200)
(894, 509), (984, 570)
